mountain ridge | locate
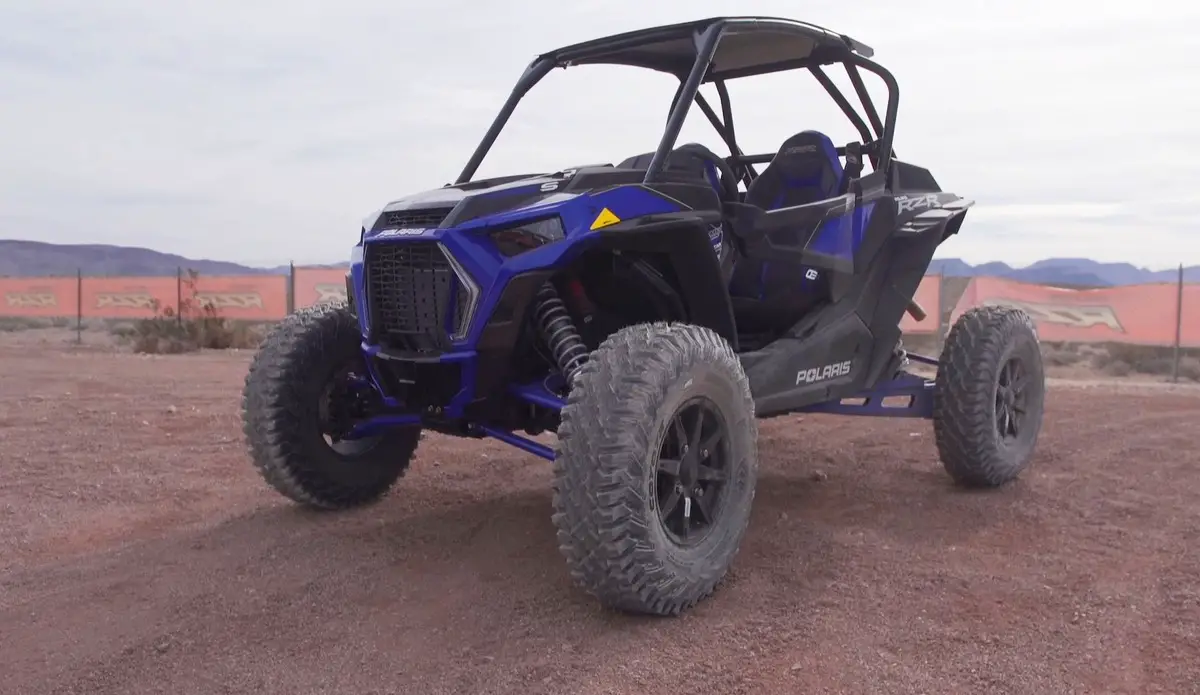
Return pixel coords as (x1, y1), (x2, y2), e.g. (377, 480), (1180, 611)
(1, 239), (1195, 286)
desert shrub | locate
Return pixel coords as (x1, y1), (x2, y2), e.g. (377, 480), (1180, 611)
(0, 317), (53, 332)
(1178, 357), (1200, 382)
(117, 270), (264, 354)
(1100, 359), (1132, 377)
(1042, 342), (1083, 367)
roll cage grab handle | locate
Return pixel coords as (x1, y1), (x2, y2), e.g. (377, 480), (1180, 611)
(454, 22), (900, 187)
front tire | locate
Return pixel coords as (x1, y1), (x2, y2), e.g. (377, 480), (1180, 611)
(551, 321), (758, 616)
(241, 302), (420, 509)
(933, 305), (1046, 487)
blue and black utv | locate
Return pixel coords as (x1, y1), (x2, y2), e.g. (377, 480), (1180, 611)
(242, 16), (1046, 617)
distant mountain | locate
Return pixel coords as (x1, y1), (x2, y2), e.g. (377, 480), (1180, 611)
(0, 240), (273, 277)
(928, 257), (1199, 287)
(0, 239), (1194, 286)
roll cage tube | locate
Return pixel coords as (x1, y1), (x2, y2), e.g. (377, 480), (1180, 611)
(455, 19), (900, 186)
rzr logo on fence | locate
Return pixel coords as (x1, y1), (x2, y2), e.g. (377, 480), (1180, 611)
(314, 283), (347, 303)
(982, 299), (1124, 332)
(195, 292), (264, 309)
(95, 293), (156, 309)
(5, 292), (57, 308)
(896, 193), (941, 213)
(796, 360), (852, 385)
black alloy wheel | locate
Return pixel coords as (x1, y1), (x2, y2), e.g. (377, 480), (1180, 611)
(653, 397), (730, 546)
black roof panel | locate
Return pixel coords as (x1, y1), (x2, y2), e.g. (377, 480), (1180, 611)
(537, 16), (873, 78)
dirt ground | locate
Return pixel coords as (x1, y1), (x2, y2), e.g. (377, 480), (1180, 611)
(2, 328), (1199, 695)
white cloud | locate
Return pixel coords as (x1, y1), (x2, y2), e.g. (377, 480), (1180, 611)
(0, 0), (1196, 270)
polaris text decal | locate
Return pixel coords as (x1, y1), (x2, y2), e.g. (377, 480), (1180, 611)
(796, 360), (852, 385)
(373, 227), (431, 238)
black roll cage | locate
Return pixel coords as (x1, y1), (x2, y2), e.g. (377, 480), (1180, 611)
(455, 17), (900, 188)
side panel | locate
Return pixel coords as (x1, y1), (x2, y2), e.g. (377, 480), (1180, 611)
(741, 197), (951, 416)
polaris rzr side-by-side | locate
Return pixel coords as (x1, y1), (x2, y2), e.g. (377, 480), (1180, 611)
(242, 16), (1046, 617)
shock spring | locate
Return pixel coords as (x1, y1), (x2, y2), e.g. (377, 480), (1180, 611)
(533, 281), (589, 384)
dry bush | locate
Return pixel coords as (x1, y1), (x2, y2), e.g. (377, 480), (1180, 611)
(1085, 342), (1200, 381)
(1042, 342), (1084, 367)
(0, 316), (74, 332)
(115, 270), (265, 354)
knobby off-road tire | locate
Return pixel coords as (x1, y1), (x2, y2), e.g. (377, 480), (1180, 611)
(933, 305), (1046, 487)
(241, 302), (419, 509)
(552, 321), (759, 616)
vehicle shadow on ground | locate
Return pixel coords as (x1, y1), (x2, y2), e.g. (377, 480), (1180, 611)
(175, 459), (1022, 613)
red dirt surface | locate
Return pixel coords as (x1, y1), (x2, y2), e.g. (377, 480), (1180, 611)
(3, 329), (1199, 695)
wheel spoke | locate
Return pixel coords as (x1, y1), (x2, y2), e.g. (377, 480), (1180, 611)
(660, 487), (683, 522)
(693, 490), (715, 523)
(670, 415), (688, 452)
(658, 458), (682, 478)
(698, 431), (723, 460)
(1009, 365), (1027, 395)
(698, 464), (726, 481)
(689, 407), (705, 452)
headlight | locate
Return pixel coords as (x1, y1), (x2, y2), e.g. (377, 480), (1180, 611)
(350, 243), (364, 265)
(486, 217), (564, 256)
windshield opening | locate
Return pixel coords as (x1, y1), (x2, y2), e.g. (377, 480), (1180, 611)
(469, 64), (728, 181)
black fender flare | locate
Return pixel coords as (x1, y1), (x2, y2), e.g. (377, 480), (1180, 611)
(592, 213), (739, 351)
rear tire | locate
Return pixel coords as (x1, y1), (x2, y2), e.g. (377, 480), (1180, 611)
(933, 305), (1045, 487)
(551, 321), (758, 616)
(241, 302), (419, 509)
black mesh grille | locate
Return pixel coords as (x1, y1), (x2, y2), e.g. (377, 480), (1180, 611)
(365, 242), (455, 352)
(380, 207), (453, 229)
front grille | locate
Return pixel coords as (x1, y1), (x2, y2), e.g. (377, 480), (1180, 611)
(364, 241), (475, 352)
(380, 207), (453, 229)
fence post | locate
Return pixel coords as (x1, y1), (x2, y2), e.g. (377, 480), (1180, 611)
(287, 261), (295, 315)
(76, 268), (83, 344)
(176, 266), (183, 325)
(1172, 263), (1184, 383)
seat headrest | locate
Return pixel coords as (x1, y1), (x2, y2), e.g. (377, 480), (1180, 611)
(769, 130), (842, 179)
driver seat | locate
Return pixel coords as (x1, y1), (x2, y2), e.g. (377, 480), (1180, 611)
(728, 130), (846, 337)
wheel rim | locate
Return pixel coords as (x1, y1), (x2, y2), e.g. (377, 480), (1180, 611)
(318, 364), (383, 457)
(652, 397), (731, 547)
(995, 355), (1030, 442)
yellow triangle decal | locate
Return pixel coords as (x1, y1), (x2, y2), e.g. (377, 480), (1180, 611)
(589, 208), (621, 230)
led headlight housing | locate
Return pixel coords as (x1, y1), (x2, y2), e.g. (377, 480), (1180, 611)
(486, 216), (564, 256)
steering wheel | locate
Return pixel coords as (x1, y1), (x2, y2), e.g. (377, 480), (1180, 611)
(672, 142), (740, 202)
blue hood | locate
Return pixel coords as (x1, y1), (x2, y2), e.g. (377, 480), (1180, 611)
(362, 170), (589, 233)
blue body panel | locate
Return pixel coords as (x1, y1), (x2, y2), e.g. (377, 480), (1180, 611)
(349, 183), (685, 420)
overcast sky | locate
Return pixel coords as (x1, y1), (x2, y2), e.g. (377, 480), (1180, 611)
(2, 0), (1195, 270)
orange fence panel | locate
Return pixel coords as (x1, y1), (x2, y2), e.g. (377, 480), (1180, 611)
(293, 267), (348, 309)
(81, 277), (178, 319)
(899, 274), (940, 334)
(0, 277), (78, 318)
(192, 275), (287, 320)
(951, 276), (1199, 348)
